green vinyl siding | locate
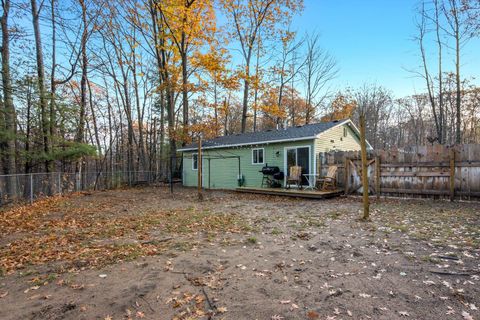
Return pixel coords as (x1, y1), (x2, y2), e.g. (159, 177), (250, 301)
(182, 140), (314, 189)
(182, 122), (362, 190)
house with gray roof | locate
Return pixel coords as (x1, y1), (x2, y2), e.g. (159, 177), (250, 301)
(178, 119), (370, 189)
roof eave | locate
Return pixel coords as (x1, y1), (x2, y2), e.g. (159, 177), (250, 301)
(177, 136), (317, 152)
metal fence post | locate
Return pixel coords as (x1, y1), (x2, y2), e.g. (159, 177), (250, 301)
(58, 172), (61, 195)
(75, 172), (80, 191)
(30, 173), (33, 204)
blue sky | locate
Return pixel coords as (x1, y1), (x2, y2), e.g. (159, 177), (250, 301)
(291, 0), (480, 97)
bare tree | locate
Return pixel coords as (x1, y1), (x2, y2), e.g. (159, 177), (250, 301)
(301, 33), (337, 124)
(414, 2), (443, 144)
(442, 0), (477, 143)
(353, 84), (393, 149)
(274, 30), (305, 127)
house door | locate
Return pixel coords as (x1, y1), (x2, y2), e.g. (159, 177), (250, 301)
(285, 147), (310, 186)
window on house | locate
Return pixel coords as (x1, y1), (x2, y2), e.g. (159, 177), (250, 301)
(252, 148), (264, 164)
(192, 153), (198, 170)
(343, 127), (348, 137)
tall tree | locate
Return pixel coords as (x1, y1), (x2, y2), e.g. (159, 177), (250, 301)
(1, 0), (17, 194)
(442, 0), (476, 143)
(31, 0), (51, 172)
(158, 0), (216, 144)
(415, 2), (442, 143)
(302, 32), (337, 124)
(221, 0), (303, 133)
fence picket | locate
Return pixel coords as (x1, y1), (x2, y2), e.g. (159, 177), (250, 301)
(320, 144), (480, 200)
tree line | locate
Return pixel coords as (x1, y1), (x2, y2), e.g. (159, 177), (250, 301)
(0, 0), (479, 193)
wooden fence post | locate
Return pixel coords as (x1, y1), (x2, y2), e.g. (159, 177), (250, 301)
(344, 156), (349, 195)
(449, 148), (455, 201)
(375, 155), (381, 199)
(198, 137), (203, 201)
(359, 115), (370, 219)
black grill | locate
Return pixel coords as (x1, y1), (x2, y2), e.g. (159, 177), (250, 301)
(259, 165), (280, 175)
(273, 172), (285, 180)
(260, 164), (284, 188)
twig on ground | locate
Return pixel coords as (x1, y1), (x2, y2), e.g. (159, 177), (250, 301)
(429, 270), (479, 276)
(138, 296), (155, 313)
(201, 286), (217, 319)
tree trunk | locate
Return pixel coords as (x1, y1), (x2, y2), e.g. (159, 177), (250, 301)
(76, 0), (87, 144)
(434, 0), (445, 144)
(1, 0), (17, 196)
(241, 76), (250, 133)
(31, 0), (51, 173)
(50, 0), (57, 148)
(131, 40), (147, 171)
(181, 48), (189, 144)
(455, 26), (461, 144)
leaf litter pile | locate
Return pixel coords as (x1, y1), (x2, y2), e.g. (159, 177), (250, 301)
(0, 187), (479, 320)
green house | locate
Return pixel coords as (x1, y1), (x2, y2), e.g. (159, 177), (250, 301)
(178, 119), (370, 190)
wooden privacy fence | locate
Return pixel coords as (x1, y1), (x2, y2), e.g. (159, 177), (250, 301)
(318, 144), (480, 200)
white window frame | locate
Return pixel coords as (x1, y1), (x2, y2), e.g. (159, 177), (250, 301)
(251, 148), (265, 165)
(192, 153), (198, 170)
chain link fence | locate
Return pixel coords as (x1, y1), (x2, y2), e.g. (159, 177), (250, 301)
(0, 171), (157, 205)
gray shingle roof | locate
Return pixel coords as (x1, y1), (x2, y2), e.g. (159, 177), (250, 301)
(178, 119), (348, 151)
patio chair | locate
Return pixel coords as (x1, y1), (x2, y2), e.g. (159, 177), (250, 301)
(316, 165), (338, 191)
(286, 166), (302, 189)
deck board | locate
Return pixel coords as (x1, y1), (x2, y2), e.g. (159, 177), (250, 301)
(235, 187), (344, 199)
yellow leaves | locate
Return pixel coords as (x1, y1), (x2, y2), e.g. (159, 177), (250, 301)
(281, 30), (296, 47)
(217, 306), (228, 313)
(261, 103), (286, 119)
(321, 93), (357, 122)
(157, 0), (217, 47)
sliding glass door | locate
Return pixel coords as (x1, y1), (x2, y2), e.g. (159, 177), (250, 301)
(285, 147), (310, 186)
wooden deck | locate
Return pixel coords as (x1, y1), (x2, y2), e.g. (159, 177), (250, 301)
(235, 187), (344, 199)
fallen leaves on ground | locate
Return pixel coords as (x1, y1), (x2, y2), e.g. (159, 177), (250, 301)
(0, 193), (249, 274)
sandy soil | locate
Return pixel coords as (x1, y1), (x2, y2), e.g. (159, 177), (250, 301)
(0, 187), (479, 320)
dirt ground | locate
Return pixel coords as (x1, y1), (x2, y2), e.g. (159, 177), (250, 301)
(0, 187), (479, 320)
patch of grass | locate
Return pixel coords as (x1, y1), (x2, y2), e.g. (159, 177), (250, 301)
(421, 255), (439, 264)
(246, 237), (258, 245)
(19, 269), (38, 277)
(296, 213), (326, 229)
(327, 210), (347, 220)
(387, 223), (408, 233)
(171, 241), (193, 252)
(271, 227), (282, 235)
(45, 273), (57, 283)
(219, 237), (237, 247)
